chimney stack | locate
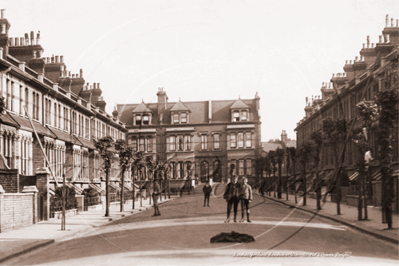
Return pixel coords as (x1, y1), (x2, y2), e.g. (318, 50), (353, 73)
(30, 31), (34, 45)
(36, 31), (40, 45)
(1, 9), (5, 19)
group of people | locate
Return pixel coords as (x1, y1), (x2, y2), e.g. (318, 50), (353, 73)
(202, 176), (253, 223)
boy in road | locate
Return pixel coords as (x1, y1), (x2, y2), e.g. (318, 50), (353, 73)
(203, 181), (212, 207)
(239, 177), (253, 222)
(223, 176), (240, 223)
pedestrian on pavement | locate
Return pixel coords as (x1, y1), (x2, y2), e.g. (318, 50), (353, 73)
(223, 176), (240, 223)
(239, 177), (253, 222)
(203, 181), (212, 207)
(152, 177), (161, 217)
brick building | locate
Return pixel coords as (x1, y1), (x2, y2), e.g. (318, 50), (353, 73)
(116, 88), (262, 185)
(0, 9), (127, 193)
(295, 15), (398, 209)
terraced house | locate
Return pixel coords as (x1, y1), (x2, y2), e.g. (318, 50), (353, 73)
(0, 9), (126, 223)
(295, 15), (398, 212)
(116, 88), (262, 186)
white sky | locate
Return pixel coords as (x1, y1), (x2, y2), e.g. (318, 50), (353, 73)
(2, 0), (398, 142)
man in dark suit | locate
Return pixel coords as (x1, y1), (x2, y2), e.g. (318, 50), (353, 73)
(223, 176), (240, 223)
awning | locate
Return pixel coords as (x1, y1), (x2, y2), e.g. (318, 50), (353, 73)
(349, 172), (359, 181)
(372, 171), (382, 181)
(8, 113), (56, 138)
(74, 135), (96, 150)
(47, 127), (80, 145)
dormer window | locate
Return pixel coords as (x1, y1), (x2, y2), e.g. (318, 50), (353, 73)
(135, 115), (141, 125)
(241, 111), (247, 121)
(233, 111), (240, 122)
(173, 114), (179, 124)
(181, 113), (187, 123)
(143, 114), (149, 125)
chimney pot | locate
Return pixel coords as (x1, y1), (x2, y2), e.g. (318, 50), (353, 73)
(55, 55), (59, 63)
(80, 69), (83, 78)
(97, 83), (100, 89)
(10, 37), (14, 46)
(379, 35), (382, 43)
(36, 31), (40, 45)
(60, 55), (63, 63)
(30, 31), (34, 45)
(391, 18), (394, 27)
(1, 9), (5, 19)
(362, 43), (365, 49)
(20, 37), (24, 46)
(15, 38), (19, 46)
(386, 14), (389, 27)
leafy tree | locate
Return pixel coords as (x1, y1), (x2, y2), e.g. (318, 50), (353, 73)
(115, 139), (134, 212)
(275, 147), (284, 199)
(322, 117), (346, 214)
(376, 88), (398, 229)
(298, 140), (314, 206)
(310, 130), (323, 210)
(93, 136), (116, 217)
(132, 151), (146, 207)
(268, 150), (277, 197)
(287, 147), (298, 203)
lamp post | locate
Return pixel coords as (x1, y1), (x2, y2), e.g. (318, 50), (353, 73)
(284, 152), (288, 200)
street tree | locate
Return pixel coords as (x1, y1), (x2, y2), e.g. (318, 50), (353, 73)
(115, 139), (134, 212)
(287, 147), (298, 203)
(322, 117), (347, 214)
(376, 88), (398, 229)
(132, 151), (146, 207)
(310, 130), (323, 210)
(268, 150), (277, 197)
(275, 147), (284, 199)
(93, 136), (116, 217)
(298, 139), (313, 206)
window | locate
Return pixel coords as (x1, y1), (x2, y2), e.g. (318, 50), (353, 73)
(19, 85), (23, 115)
(245, 132), (252, 148)
(6, 79), (10, 110)
(181, 113), (187, 123)
(184, 135), (191, 151)
(3, 134), (13, 168)
(24, 88), (29, 117)
(201, 134), (207, 150)
(54, 103), (57, 127)
(173, 114), (179, 124)
(239, 159), (244, 176)
(147, 137), (153, 152)
(246, 159), (252, 175)
(214, 134), (220, 149)
(85, 118), (89, 139)
(139, 138), (145, 152)
(233, 111), (240, 122)
(131, 137), (137, 151)
(241, 111), (247, 121)
(33, 93), (37, 119)
(59, 104), (62, 130)
(176, 162), (182, 179)
(20, 140), (28, 174)
(178, 135), (183, 151)
(35, 93), (39, 120)
(135, 115), (142, 125)
(230, 134), (236, 148)
(238, 133), (244, 148)
(170, 136), (176, 151)
(64, 108), (69, 131)
(143, 114), (149, 125)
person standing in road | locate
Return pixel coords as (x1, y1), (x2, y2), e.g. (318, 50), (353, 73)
(152, 177), (161, 217)
(223, 176), (240, 223)
(239, 177), (253, 222)
(203, 181), (212, 207)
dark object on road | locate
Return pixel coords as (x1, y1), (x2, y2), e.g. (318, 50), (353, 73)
(210, 231), (255, 243)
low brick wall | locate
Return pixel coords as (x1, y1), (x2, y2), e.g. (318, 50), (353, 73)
(0, 193), (36, 232)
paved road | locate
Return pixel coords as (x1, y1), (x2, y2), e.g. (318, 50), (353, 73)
(5, 190), (399, 265)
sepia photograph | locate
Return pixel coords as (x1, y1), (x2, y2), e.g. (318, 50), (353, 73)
(0, 0), (398, 265)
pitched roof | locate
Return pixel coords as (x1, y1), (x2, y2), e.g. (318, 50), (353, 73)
(132, 101), (152, 113)
(170, 100), (190, 112)
(230, 98), (249, 109)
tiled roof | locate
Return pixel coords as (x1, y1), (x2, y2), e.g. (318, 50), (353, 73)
(132, 102), (152, 113)
(170, 100), (190, 112)
(8, 113), (56, 138)
(230, 98), (249, 109)
(47, 127), (80, 145)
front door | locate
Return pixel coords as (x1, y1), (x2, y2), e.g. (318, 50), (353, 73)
(213, 161), (222, 182)
(200, 161), (209, 183)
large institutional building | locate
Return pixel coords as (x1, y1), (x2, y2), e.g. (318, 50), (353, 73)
(0, 10), (126, 192)
(116, 88), (262, 184)
(295, 15), (398, 210)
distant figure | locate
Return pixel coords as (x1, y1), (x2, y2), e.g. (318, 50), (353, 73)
(203, 181), (212, 207)
(152, 179), (161, 217)
(239, 178), (253, 222)
(223, 176), (240, 223)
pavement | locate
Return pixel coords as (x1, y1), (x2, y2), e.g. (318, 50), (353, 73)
(0, 195), (175, 264)
(0, 187), (398, 264)
(261, 191), (399, 244)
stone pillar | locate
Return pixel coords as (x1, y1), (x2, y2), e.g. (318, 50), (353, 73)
(35, 167), (51, 221)
(22, 185), (38, 224)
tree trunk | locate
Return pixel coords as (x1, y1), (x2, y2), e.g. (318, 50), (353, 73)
(303, 163), (307, 206)
(316, 166), (321, 210)
(278, 162), (282, 199)
(286, 159), (289, 201)
(105, 168), (110, 217)
(132, 174), (135, 209)
(335, 149), (341, 215)
(120, 168), (125, 212)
